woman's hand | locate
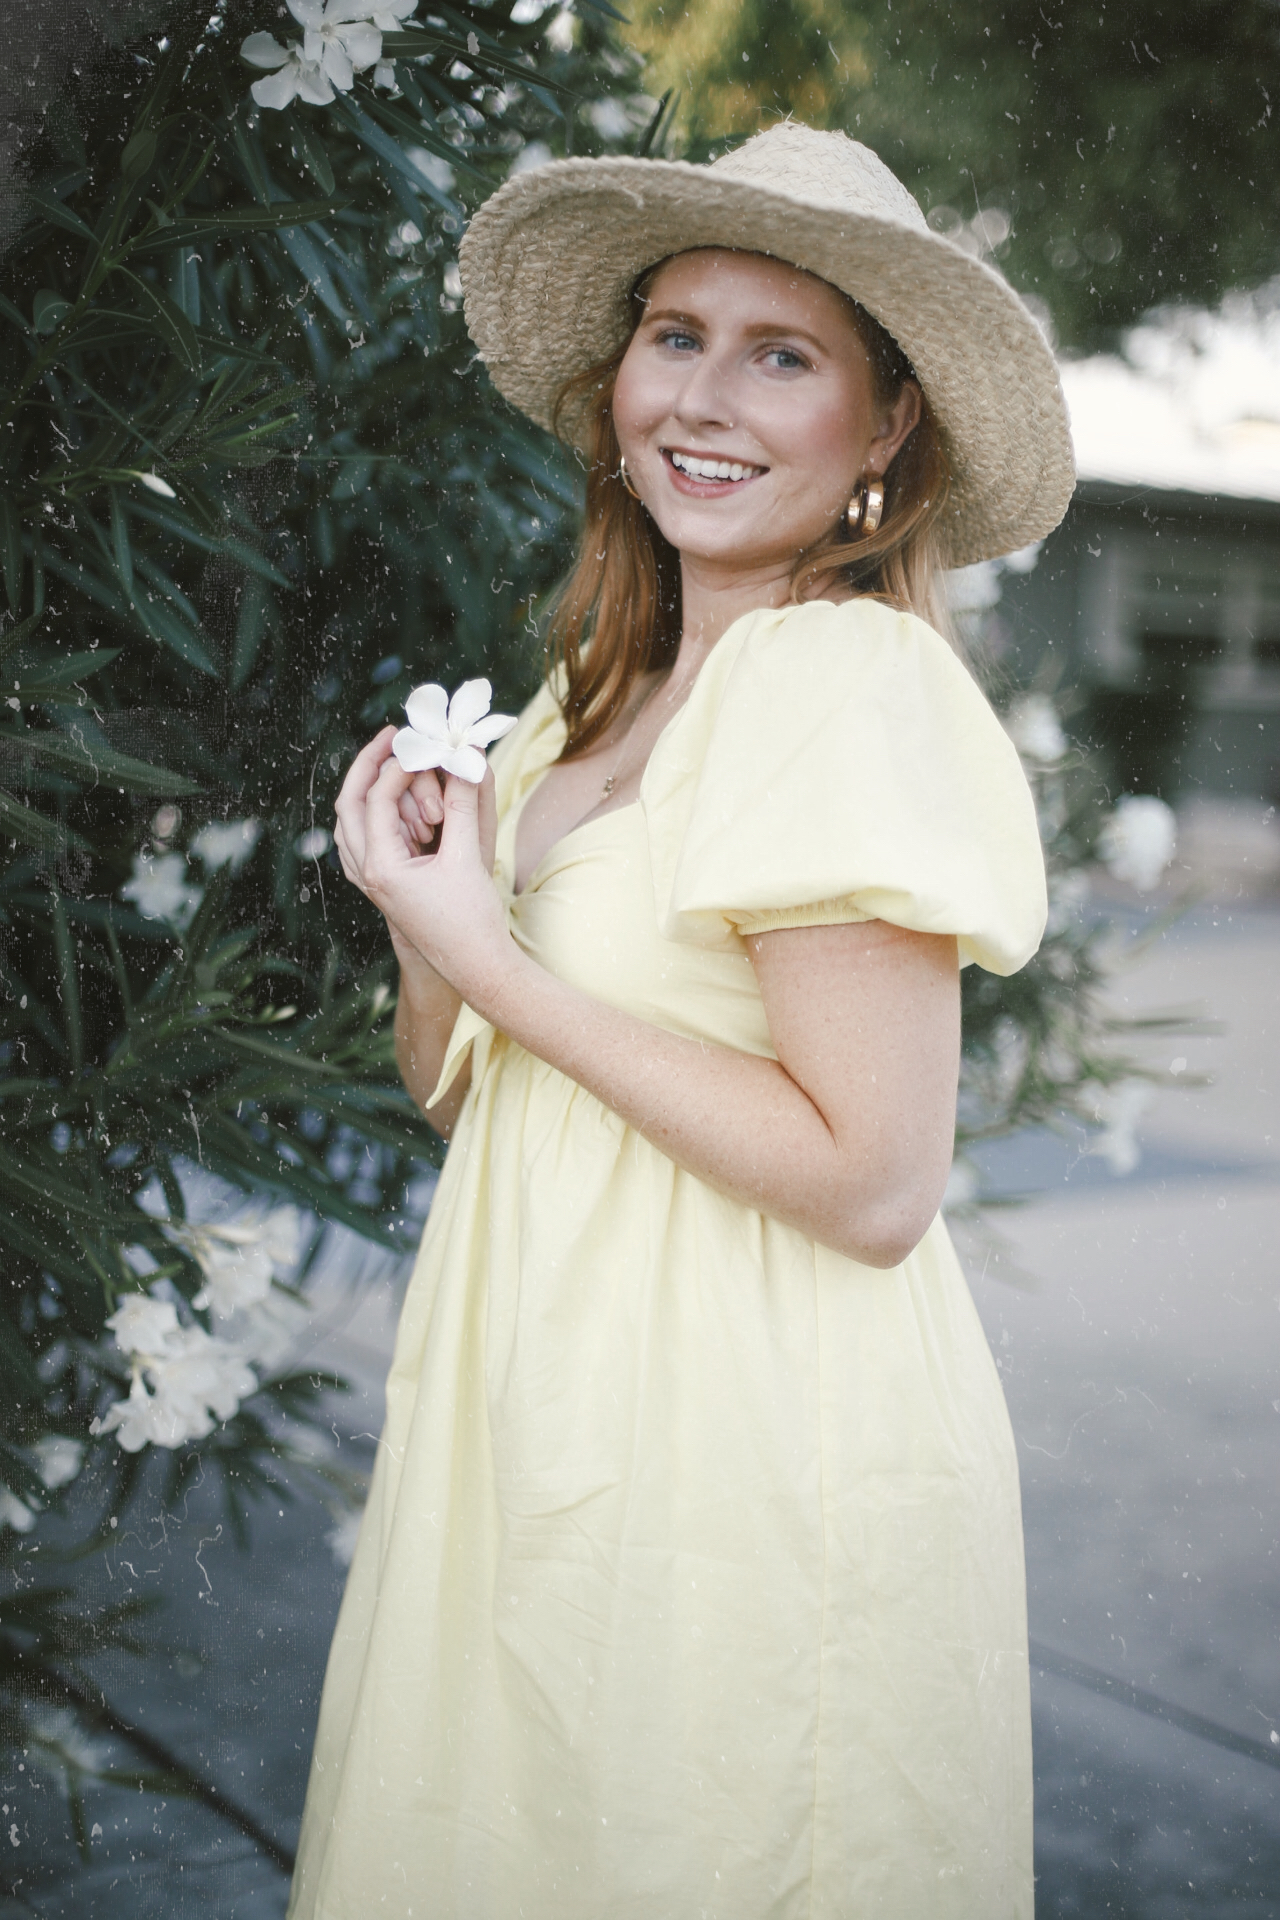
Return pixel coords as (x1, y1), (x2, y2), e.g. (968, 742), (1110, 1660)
(333, 726), (512, 1006)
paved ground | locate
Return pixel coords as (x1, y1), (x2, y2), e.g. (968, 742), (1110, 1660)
(4, 902), (1278, 1917)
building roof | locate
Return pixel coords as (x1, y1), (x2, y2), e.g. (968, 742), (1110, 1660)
(1059, 288), (1280, 506)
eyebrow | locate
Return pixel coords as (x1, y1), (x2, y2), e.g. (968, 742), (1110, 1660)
(640, 306), (832, 354)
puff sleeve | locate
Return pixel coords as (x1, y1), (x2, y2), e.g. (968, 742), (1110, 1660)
(641, 599), (1047, 975)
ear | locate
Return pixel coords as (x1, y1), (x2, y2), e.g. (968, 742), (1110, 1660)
(868, 379), (923, 476)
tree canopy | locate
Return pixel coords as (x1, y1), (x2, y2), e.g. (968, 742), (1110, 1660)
(623, 0), (1280, 348)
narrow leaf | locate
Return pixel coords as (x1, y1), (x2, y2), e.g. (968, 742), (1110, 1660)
(109, 488), (133, 593)
(4, 728), (197, 795)
(0, 498), (22, 612)
(0, 787), (87, 852)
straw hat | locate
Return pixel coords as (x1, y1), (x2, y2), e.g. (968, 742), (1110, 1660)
(460, 123), (1075, 568)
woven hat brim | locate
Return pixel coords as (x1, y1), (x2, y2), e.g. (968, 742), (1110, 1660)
(460, 156), (1075, 569)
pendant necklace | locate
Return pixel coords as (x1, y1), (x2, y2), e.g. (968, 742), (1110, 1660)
(599, 673), (673, 800)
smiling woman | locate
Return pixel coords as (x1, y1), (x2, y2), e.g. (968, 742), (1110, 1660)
(296, 124), (1075, 1920)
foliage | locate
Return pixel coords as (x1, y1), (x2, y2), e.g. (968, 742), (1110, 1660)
(620, 0), (1280, 350)
(0, 0), (1198, 1860)
(0, 0), (648, 1809)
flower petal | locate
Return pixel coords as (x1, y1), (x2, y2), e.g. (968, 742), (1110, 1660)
(321, 39), (356, 89)
(404, 682), (449, 737)
(372, 59), (397, 87)
(440, 742), (488, 783)
(464, 710), (518, 750)
(287, 0), (324, 26)
(446, 677), (492, 739)
(302, 24), (324, 61)
(241, 31), (292, 68)
(251, 67), (302, 108)
(338, 20), (383, 67)
(392, 726), (445, 772)
(295, 64), (337, 103)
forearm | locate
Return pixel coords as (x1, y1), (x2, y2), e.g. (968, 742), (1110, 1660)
(480, 946), (945, 1266)
(394, 949), (468, 1138)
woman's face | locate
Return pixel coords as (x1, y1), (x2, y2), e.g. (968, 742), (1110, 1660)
(611, 249), (922, 585)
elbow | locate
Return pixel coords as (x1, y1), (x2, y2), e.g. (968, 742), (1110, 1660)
(830, 1184), (943, 1270)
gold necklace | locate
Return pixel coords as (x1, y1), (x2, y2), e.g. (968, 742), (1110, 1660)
(599, 673), (671, 799)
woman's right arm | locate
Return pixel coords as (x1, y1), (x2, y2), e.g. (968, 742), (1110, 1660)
(393, 942), (469, 1138)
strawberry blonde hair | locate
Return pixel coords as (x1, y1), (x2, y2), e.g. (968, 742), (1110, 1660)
(545, 261), (954, 759)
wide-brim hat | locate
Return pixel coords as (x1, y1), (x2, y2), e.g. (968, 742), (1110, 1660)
(460, 123), (1075, 568)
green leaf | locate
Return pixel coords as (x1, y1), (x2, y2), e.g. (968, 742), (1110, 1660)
(120, 129), (158, 184)
(291, 118), (336, 197)
(131, 588), (220, 677)
(33, 289), (73, 334)
(232, 574), (274, 690)
(113, 268), (201, 371)
(2, 727), (198, 796)
(10, 648), (120, 696)
(130, 199), (351, 257)
(109, 488), (133, 593)
(0, 786), (87, 853)
(0, 498), (23, 612)
(25, 187), (94, 241)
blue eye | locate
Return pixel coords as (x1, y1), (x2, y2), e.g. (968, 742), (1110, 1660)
(657, 328), (699, 352)
(765, 346), (808, 371)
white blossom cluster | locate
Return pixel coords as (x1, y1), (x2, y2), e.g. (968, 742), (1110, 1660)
(242, 0), (419, 108)
(119, 817), (261, 928)
(90, 1207), (307, 1454)
(0, 1437), (85, 1535)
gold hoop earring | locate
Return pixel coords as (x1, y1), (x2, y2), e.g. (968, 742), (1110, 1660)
(618, 456), (642, 502)
(846, 475), (886, 537)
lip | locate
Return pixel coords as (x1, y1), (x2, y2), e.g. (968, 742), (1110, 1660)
(661, 448), (769, 494)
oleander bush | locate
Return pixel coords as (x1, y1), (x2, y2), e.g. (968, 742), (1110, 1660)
(0, 0), (1187, 1839)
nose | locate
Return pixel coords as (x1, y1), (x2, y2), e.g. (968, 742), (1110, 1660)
(670, 345), (737, 433)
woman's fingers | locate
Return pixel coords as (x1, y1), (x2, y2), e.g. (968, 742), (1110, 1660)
(477, 765), (498, 874)
(335, 726), (397, 872)
(362, 755), (418, 896)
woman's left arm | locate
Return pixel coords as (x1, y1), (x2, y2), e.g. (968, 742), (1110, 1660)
(358, 760), (960, 1268)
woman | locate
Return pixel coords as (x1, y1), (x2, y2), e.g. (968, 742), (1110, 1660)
(290, 123), (1073, 1919)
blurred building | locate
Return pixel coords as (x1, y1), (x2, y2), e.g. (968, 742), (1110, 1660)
(991, 291), (1280, 895)
(999, 293), (1280, 810)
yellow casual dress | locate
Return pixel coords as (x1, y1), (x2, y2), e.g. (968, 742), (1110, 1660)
(289, 598), (1048, 1920)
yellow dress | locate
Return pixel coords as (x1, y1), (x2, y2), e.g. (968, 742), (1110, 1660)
(289, 599), (1048, 1920)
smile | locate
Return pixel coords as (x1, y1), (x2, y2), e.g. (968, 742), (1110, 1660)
(665, 449), (767, 484)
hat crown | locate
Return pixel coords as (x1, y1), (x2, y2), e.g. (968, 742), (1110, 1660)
(709, 123), (928, 234)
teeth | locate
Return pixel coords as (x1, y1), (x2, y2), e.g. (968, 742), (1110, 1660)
(670, 451), (760, 481)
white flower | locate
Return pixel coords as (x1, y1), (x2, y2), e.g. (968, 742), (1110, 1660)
(93, 1328), (257, 1452)
(242, 33), (336, 107)
(1082, 1077), (1153, 1176)
(105, 1293), (181, 1357)
(0, 1486), (35, 1533)
(120, 851), (203, 929)
(32, 1436), (84, 1491)
(191, 817), (261, 873)
(242, 0), (387, 108)
(296, 826), (332, 860)
(1006, 693), (1067, 765)
(366, 0), (418, 27)
(1098, 795), (1177, 892)
(180, 1206), (303, 1318)
(392, 678), (517, 782)
(28, 1707), (110, 1781)
(91, 1375), (159, 1452)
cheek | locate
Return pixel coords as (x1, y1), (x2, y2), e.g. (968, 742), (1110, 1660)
(611, 349), (662, 449)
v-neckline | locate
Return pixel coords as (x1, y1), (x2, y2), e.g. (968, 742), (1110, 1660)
(511, 798), (642, 900)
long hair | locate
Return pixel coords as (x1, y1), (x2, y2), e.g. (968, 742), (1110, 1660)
(547, 275), (954, 759)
